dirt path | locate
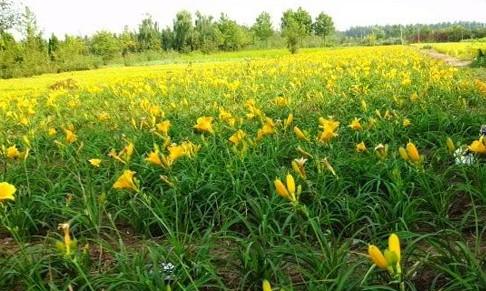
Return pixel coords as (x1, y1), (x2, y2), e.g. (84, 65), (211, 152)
(421, 49), (472, 67)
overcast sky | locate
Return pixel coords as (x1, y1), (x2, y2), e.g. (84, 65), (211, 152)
(20, 0), (486, 36)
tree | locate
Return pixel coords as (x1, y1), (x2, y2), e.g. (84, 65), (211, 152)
(282, 17), (305, 54)
(0, 31), (18, 78)
(281, 8), (311, 53)
(48, 33), (59, 60)
(193, 12), (222, 53)
(252, 12), (273, 43)
(0, 0), (20, 32)
(173, 10), (193, 52)
(217, 14), (244, 51)
(137, 15), (160, 51)
(281, 7), (312, 35)
(21, 6), (38, 40)
(17, 5), (49, 76)
(120, 26), (137, 57)
(313, 13), (334, 44)
(161, 27), (174, 51)
(90, 31), (120, 64)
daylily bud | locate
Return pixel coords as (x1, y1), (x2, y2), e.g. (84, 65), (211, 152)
(368, 245), (388, 270)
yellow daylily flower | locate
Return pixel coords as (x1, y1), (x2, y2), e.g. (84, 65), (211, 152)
(161, 141), (200, 168)
(55, 223), (77, 256)
(402, 118), (412, 128)
(262, 280), (272, 291)
(389, 233), (401, 263)
(229, 129), (246, 145)
(356, 142), (367, 153)
(48, 127), (57, 136)
(109, 142), (135, 163)
(88, 159), (102, 167)
(194, 116), (214, 134)
(156, 120), (171, 136)
(469, 137), (486, 154)
(257, 118), (275, 140)
(145, 150), (162, 166)
(293, 126), (309, 141)
(398, 147), (409, 161)
(286, 174), (295, 195)
(6, 145), (20, 159)
(348, 117), (362, 131)
(319, 117), (340, 132)
(317, 128), (338, 143)
(274, 173), (298, 203)
(368, 245), (388, 270)
(284, 113), (293, 129)
(291, 157), (307, 178)
(0, 182), (16, 201)
(406, 142), (421, 162)
(113, 170), (138, 191)
(219, 109), (236, 127)
(65, 129), (77, 144)
(368, 233), (402, 275)
(274, 178), (289, 198)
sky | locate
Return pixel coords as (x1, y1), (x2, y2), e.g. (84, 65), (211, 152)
(19, 0), (486, 36)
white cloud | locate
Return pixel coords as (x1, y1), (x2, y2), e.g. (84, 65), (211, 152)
(21, 0), (486, 36)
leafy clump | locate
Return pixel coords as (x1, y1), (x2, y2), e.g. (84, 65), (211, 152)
(471, 49), (486, 67)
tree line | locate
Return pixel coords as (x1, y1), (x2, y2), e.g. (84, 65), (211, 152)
(1, 0), (486, 79)
(0, 1), (334, 78)
(344, 22), (486, 45)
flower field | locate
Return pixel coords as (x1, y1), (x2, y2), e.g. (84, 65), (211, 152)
(0, 46), (485, 290)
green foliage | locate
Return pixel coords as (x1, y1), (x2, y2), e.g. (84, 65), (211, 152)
(313, 12), (334, 43)
(1, 4), (486, 79)
(0, 47), (485, 289)
(193, 12), (222, 53)
(48, 33), (59, 60)
(161, 27), (174, 51)
(472, 49), (486, 67)
(345, 22), (486, 43)
(138, 15), (160, 51)
(281, 8), (312, 54)
(173, 10), (193, 53)
(252, 12), (273, 43)
(217, 14), (245, 51)
(119, 26), (137, 57)
(281, 7), (312, 36)
(90, 31), (121, 64)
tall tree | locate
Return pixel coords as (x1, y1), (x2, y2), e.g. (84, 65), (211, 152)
(161, 27), (174, 51)
(193, 11), (222, 53)
(120, 26), (137, 57)
(281, 7), (312, 35)
(173, 10), (193, 52)
(21, 6), (39, 41)
(90, 31), (120, 64)
(313, 12), (334, 44)
(281, 8), (311, 53)
(0, 0), (20, 32)
(137, 15), (160, 51)
(252, 12), (273, 43)
(48, 33), (59, 60)
(217, 14), (244, 51)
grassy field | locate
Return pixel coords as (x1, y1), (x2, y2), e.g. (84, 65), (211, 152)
(0, 46), (485, 290)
